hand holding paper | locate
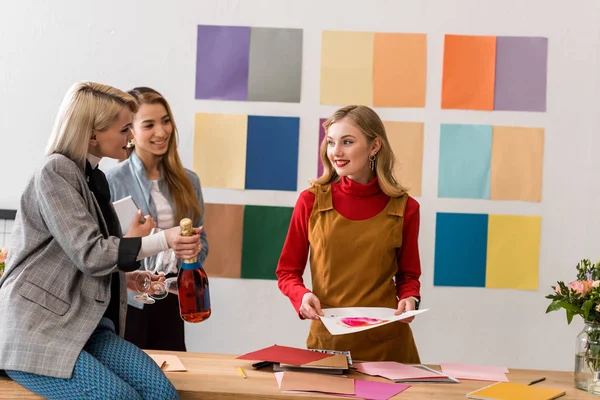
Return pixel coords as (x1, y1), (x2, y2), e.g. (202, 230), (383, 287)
(319, 307), (428, 335)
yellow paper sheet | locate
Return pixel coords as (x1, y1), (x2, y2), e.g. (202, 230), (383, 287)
(486, 215), (541, 290)
(490, 126), (544, 202)
(193, 113), (247, 189)
(384, 121), (424, 196)
(373, 33), (427, 107)
(320, 30), (374, 105)
(149, 354), (187, 372)
(202, 203), (244, 278)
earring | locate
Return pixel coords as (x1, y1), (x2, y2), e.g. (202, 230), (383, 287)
(126, 139), (135, 149)
(369, 154), (376, 171)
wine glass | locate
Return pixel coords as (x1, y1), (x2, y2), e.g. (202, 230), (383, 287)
(133, 228), (177, 303)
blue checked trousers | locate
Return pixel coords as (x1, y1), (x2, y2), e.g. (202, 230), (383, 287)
(6, 318), (178, 399)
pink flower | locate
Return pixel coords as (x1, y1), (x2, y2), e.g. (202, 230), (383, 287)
(568, 280), (594, 296)
(0, 248), (7, 264)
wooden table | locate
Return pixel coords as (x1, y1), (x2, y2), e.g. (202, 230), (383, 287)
(0, 350), (594, 399)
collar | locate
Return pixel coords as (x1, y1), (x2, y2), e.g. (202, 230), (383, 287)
(86, 153), (102, 169)
(335, 176), (382, 197)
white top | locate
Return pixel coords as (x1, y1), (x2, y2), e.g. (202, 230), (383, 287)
(87, 154), (168, 261)
(150, 180), (175, 230)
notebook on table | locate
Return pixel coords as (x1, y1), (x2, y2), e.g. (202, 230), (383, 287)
(466, 381), (566, 400)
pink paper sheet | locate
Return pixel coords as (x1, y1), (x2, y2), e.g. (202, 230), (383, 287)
(440, 363), (509, 382)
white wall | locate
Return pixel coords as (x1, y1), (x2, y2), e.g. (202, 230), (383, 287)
(1, 0), (599, 371)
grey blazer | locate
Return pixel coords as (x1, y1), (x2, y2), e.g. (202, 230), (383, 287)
(0, 154), (138, 379)
(106, 151), (208, 308)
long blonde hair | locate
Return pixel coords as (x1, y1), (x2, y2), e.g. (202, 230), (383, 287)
(127, 87), (202, 223)
(312, 105), (406, 197)
(46, 81), (138, 167)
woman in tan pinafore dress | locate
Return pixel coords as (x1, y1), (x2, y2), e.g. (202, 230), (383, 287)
(276, 105), (422, 363)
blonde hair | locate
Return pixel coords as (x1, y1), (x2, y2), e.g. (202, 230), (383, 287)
(312, 105), (406, 197)
(46, 81), (138, 167)
(127, 87), (202, 223)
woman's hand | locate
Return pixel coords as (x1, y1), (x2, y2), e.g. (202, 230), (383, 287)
(299, 292), (324, 320)
(126, 270), (165, 293)
(163, 226), (204, 259)
(394, 297), (416, 323)
(124, 210), (155, 238)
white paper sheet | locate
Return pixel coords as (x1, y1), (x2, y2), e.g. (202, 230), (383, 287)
(318, 307), (429, 335)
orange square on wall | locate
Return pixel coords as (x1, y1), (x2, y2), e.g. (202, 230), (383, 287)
(202, 203), (244, 278)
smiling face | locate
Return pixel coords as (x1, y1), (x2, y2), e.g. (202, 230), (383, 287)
(130, 103), (173, 160)
(89, 106), (133, 160)
(326, 117), (380, 184)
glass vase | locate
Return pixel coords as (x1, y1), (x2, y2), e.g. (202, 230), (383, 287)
(575, 322), (600, 390)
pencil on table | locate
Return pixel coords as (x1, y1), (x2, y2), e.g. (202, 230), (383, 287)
(237, 366), (247, 379)
(160, 361), (168, 371)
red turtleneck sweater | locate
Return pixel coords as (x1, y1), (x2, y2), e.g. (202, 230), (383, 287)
(276, 177), (422, 313)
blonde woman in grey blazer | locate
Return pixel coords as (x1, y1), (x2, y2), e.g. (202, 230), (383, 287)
(0, 82), (202, 400)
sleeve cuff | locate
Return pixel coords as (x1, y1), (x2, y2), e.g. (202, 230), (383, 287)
(118, 237), (142, 272)
(137, 230), (169, 261)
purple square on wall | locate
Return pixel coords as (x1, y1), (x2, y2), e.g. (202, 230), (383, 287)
(494, 36), (548, 112)
(195, 25), (250, 100)
(317, 118), (327, 177)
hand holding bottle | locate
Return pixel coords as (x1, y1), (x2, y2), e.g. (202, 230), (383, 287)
(164, 225), (203, 259)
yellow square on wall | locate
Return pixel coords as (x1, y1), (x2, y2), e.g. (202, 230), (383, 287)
(485, 214), (542, 290)
(193, 113), (248, 190)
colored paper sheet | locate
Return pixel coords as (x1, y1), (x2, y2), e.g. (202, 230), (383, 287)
(494, 37), (548, 112)
(384, 121), (424, 196)
(485, 215), (541, 290)
(236, 344), (331, 365)
(148, 354), (187, 372)
(247, 27), (303, 102)
(441, 35), (496, 110)
(195, 25), (250, 100)
(320, 307), (428, 335)
(355, 362), (447, 381)
(317, 118), (327, 177)
(438, 124), (492, 199)
(434, 213), (488, 287)
(466, 382), (565, 400)
(274, 372), (410, 400)
(245, 116), (299, 191)
(320, 31), (374, 105)
(440, 363), (509, 382)
(193, 113), (247, 189)
(373, 33), (426, 107)
(490, 126), (544, 202)
(201, 203), (243, 278)
(241, 205), (293, 280)
(280, 371), (355, 395)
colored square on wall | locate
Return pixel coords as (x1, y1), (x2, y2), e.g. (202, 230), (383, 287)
(245, 116), (300, 191)
(486, 215), (541, 290)
(194, 113), (248, 189)
(317, 118), (327, 177)
(490, 126), (544, 202)
(241, 205), (293, 280)
(202, 203), (244, 278)
(441, 35), (496, 110)
(320, 30), (374, 105)
(494, 37), (548, 112)
(195, 25), (251, 100)
(434, 213), (488, 287)
(373, 33), (427, 107)
(247, 27), (303, 102)
(438, 124), (492, 199)
(384, 121), (424, 196)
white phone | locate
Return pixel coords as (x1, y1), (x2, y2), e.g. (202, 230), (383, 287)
(112, 195), (146, 234)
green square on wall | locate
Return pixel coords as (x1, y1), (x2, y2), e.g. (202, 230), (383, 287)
(241, 205), (293, 280)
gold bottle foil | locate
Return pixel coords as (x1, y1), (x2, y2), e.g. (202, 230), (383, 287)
(180, 218), (198, 264)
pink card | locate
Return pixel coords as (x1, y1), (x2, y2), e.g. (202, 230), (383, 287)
(440, 363), (509, 382)
(354, 362), (447, 380)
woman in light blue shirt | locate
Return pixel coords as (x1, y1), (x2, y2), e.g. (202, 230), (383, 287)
(106, 87), (208, 351)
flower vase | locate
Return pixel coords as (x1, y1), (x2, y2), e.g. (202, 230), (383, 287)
(575, 322), (600, 390)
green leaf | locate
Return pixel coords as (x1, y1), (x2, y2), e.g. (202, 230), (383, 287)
(558, 301), (581, 313)
(567, 310), (575, 324)
(546, 300), (562, 313)
(583, 300), (594, 320)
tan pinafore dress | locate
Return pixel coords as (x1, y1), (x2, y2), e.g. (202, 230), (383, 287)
(306, 184), (420, 363)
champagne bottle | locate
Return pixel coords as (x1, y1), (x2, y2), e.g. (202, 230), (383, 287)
(177, 218), (211, 323)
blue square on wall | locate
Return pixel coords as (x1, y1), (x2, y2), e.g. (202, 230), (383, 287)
(434, 212), (488, 287)
(438, 124), (492, 199)
(245, 116), (300, 191)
